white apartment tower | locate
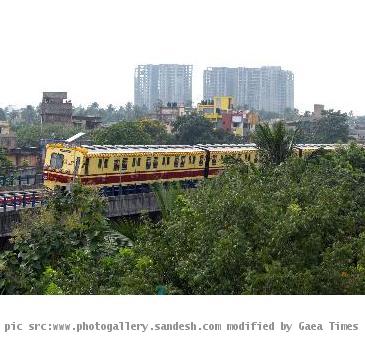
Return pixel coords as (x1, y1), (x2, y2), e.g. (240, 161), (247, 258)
(134, 64), (193, 110)
(203, 66), (294, 114)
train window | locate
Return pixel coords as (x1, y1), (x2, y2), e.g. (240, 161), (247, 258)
(199, 155), (204, 166)
(166, 156), (170, 165)
(132, 158), (136, 167)
(245, 154), (248, 160)
(137, 158), (141, 166)
(84, 158), (89, 175)
(162, 157), (166, 166)
(212, 155), (217, 166)
(146, 157), (151, 169)
(180, 156), (186, 167)
(192, 155), (196, 164)
(114, 159), (120, 171)
(174, 156), (179, 168)
(188, 156), (192, 164)
(98, 159), (103, 168)
(104, 159), (108, 168)
(153, 157), (158, 169)
(248, 153), (251, 161)
(50, 153), (64, 169)
(122, 158), (128, 170)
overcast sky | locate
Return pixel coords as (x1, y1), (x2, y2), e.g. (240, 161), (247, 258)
(0, 0), (364, 114)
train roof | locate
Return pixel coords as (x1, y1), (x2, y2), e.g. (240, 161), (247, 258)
(196, 144), (258, 152)
(293, 144), (345, 150)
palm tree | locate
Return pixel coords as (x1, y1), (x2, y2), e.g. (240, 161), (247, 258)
(253, 121), (295, 165)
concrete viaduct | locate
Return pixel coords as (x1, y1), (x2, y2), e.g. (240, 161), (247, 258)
(0, 192), (161, 238)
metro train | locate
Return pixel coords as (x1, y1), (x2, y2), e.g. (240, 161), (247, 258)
(43, 143), (342, 191)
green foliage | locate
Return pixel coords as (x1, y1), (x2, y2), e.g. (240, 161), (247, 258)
(296, 109), (349, 143)
(123, 146), (365, 294)
(0, 184), (111, 294)
(152, 182), (185, 219)
(91, 119), (172, 145)
(172, 115), (241, 145)
(0, 148), (12, 175)
(253, 121), (294, 165)
(14, 123), (82, 147)
(0, 108), (6, 121)
(3, 146), (365, 295)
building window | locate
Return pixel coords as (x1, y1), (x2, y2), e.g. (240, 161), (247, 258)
(122, 158), (128, 170)
(180, 156), (185, 167)
(146, 157), (151, 169)
(174, 156), (179, 168)
(98, 159), (103, 168)
(114, 159), (120, 171)
(104, 159), (108, 168)
(153, 157), (158, 169)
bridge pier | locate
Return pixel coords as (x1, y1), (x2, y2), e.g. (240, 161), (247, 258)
(106, 192), (160, 217)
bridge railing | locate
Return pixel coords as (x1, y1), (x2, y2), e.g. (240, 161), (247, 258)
(0, 191), (45, 212)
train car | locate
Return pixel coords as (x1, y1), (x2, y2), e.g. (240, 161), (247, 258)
(197, 144), (258, 178)
(43, 143), (207, 190)
(293, 144), (343, 158)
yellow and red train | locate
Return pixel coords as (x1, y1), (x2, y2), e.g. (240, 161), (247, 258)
(43, 143), (341, 191)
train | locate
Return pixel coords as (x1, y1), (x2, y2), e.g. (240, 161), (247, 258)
(43, 143), (343, 192)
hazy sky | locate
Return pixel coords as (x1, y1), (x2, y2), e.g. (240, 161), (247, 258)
(1, 0), (364, 114)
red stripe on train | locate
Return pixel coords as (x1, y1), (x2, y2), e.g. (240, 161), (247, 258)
(44, 169), (205, 185)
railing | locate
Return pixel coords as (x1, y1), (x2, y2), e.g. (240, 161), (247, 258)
(0, 191), (45, 212)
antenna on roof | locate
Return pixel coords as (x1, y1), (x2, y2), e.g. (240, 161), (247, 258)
(65, 132), (86, 143)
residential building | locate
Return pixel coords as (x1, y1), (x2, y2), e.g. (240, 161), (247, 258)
(147, 102), (186, 124)
(0, 121), (17, 150)
(203, 66), (294, 114)
(40, 92), (73, 124)
(134, 64), (193, 110)
(197, 96), (234, 126)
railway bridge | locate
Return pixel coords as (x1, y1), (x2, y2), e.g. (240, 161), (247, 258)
(0, 190), (161, 238)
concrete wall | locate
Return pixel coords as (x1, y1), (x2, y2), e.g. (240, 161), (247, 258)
(0, 210), (21, 237)
(106, 192), (160, 217)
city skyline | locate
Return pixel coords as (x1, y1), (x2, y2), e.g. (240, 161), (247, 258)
(0, 0), (364, 115)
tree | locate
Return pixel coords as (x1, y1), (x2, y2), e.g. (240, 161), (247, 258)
(14, 123), (82, 147)
(172, 115), (240, 145)
(0, 148), (12, 175)
(297, 109), (349, 143)
(91, 120), (171, 145)
(0, 108), (6, 121)
(21, 105), (38, 123)
(0, 185), (113, 294)
(253, 121), (294, 165)
(117, 145), (365, 294)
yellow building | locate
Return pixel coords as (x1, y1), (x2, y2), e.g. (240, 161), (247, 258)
(197, 96), (233, 122)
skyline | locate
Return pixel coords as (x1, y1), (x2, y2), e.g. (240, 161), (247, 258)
(0, 0), (364, 115)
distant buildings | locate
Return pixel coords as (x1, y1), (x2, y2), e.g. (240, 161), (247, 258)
(134, 64), (193, 110)
(40, 92), (73, 124)
(197, 96), (259, 141)
(203, 66), (294, 114)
